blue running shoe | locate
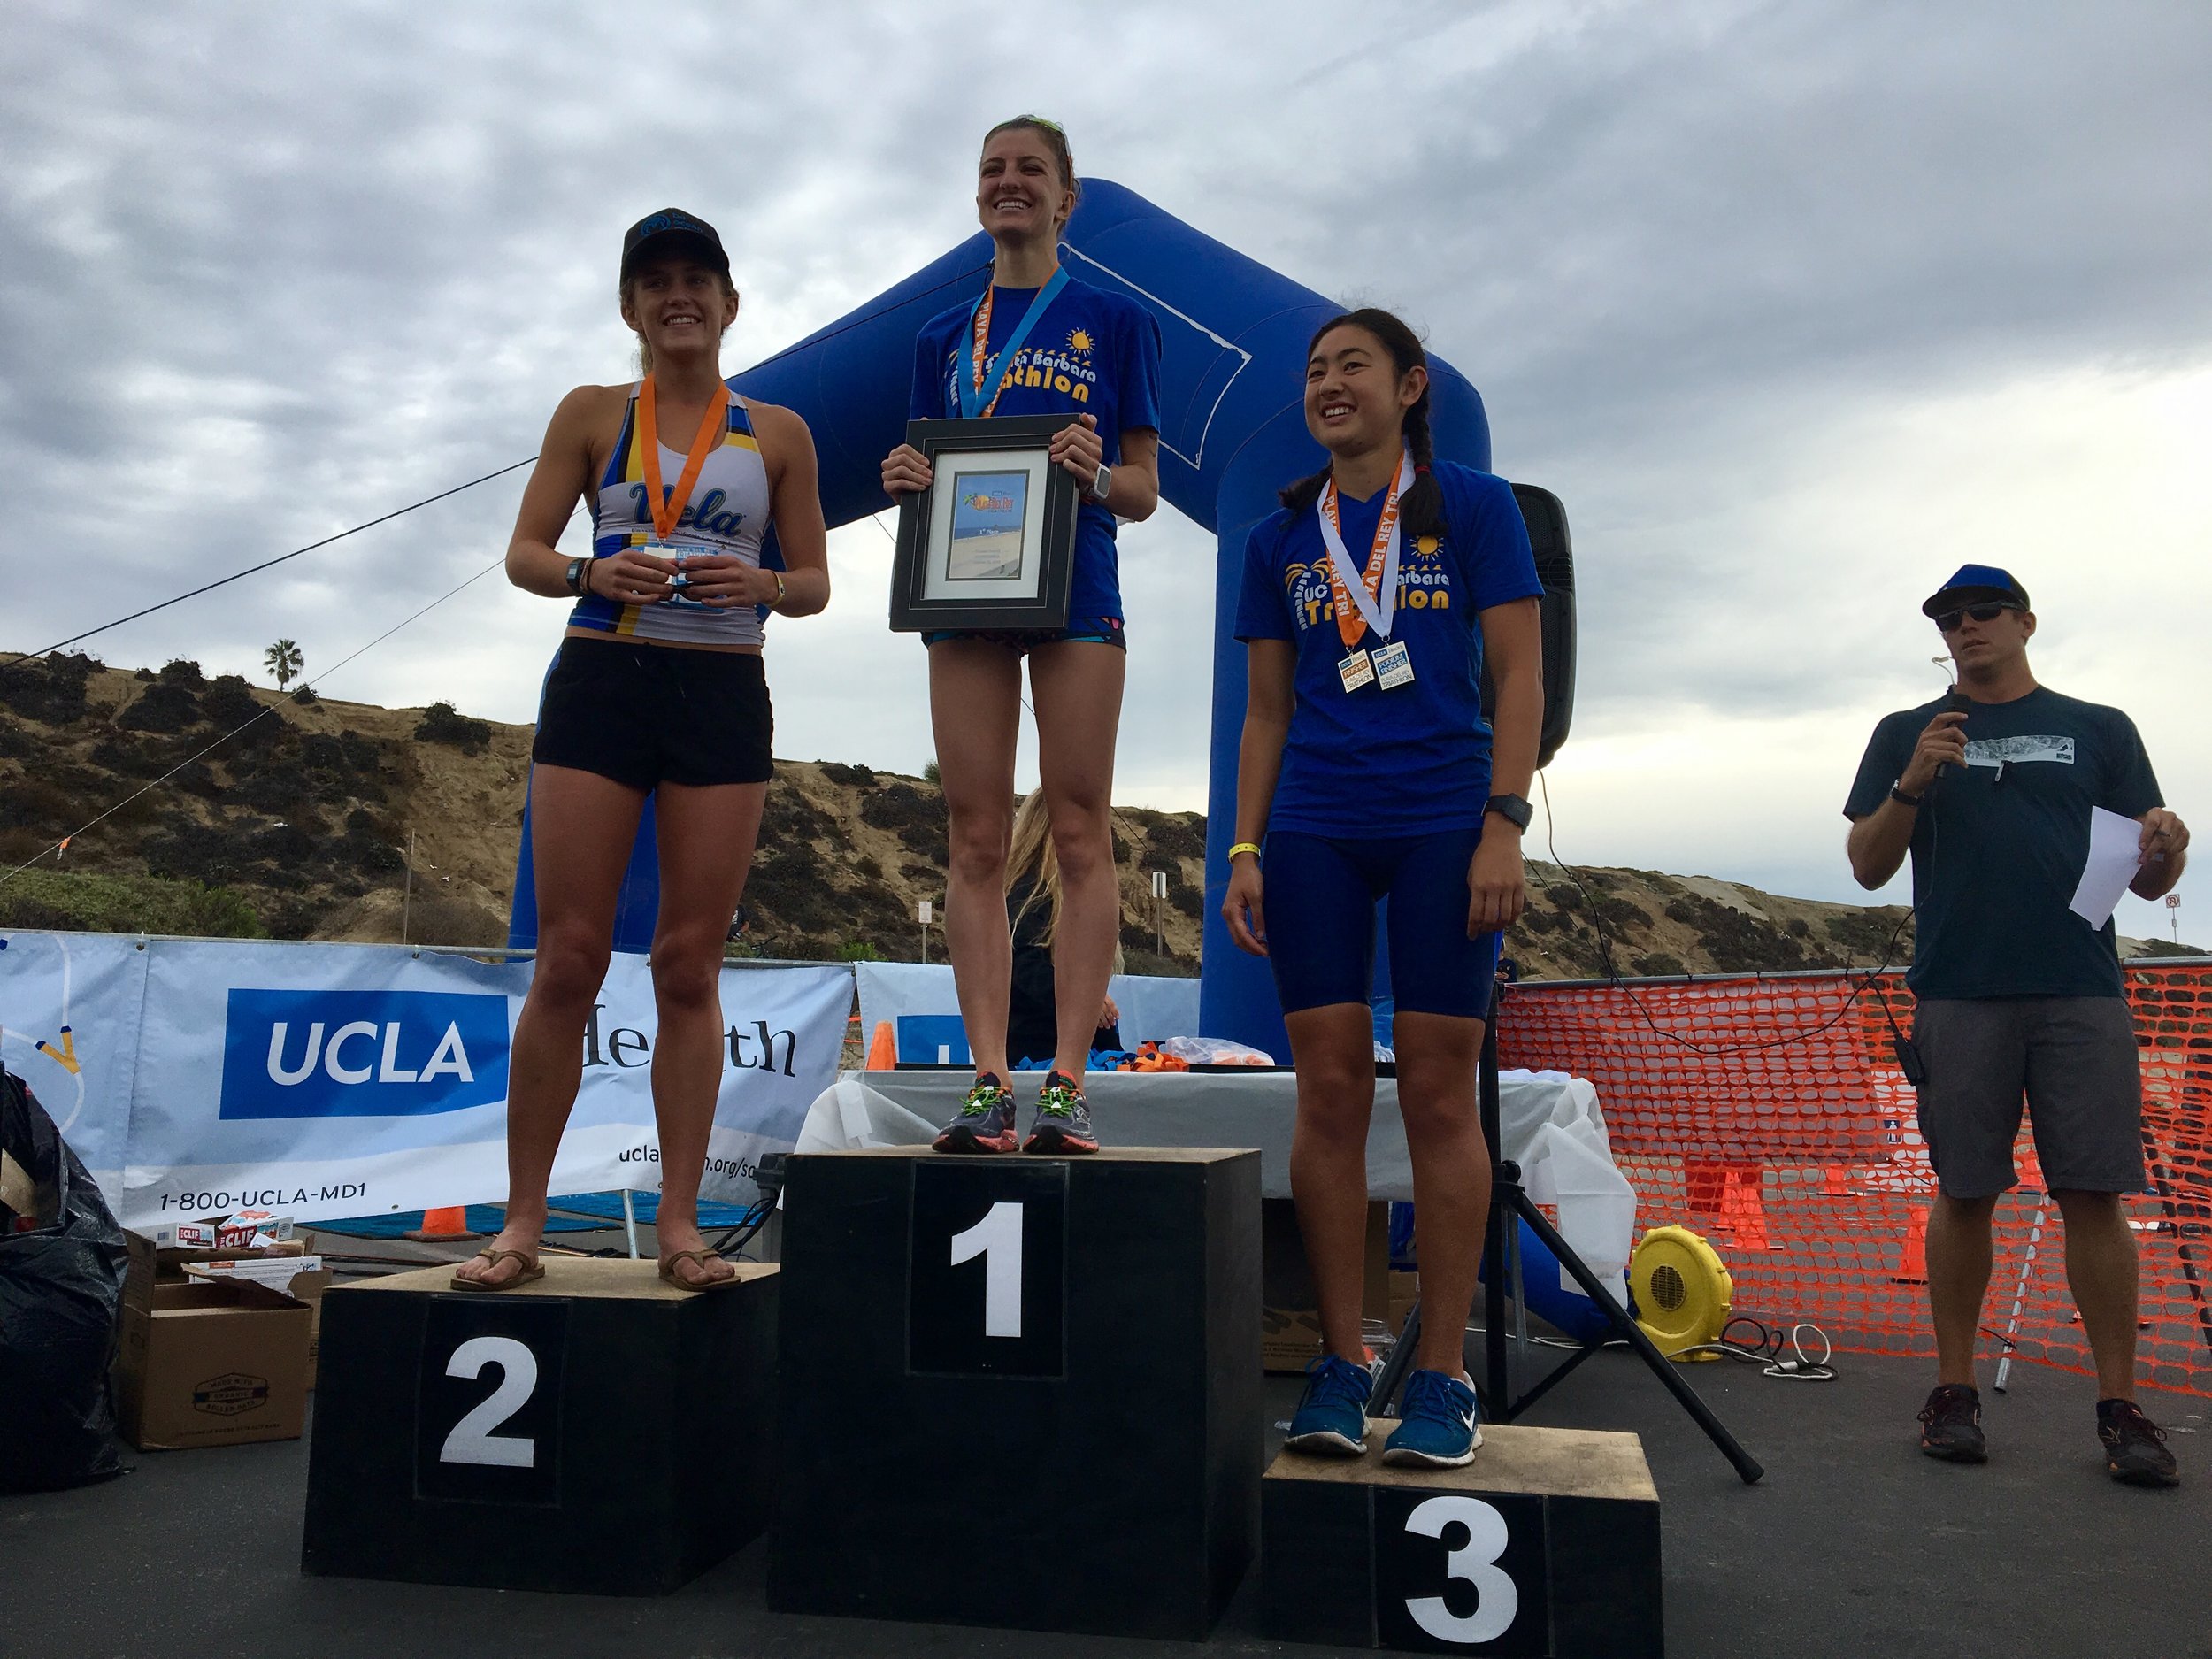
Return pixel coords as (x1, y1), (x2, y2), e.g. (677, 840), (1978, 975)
(1383, 1369), (1482, 1467)
(1286, 1353), (1375, 1455)
(933, 1073), (1018, 1154)
(1024, 1071), (1098, 1154)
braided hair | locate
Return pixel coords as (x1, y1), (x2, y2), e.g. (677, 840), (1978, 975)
(1279, 308), (1445, 541)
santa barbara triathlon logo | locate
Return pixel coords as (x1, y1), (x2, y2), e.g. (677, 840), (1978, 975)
(949, 321), (1101, 403)
(1280, 538), (1455, 632)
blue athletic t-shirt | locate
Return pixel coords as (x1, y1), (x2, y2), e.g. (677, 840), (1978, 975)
(1234, 460), (1544, 837)
(910, 273), (1163, 622)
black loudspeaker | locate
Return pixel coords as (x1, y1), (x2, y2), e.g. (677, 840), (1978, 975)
(1479, 481), (1576, 768)
(769, 1147), (1263, 1640)
(1262, 1424), (1662, 1655)
(301, 1259), (777, 1594)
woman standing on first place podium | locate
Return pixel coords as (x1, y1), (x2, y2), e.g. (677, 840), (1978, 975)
(454, 209), (829, 1292)
(1223, 309), (1544, 1466)
(881, 116), (1162, 1156)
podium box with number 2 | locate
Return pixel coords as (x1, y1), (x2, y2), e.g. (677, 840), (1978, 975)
(769, 1146), (1262, 1640)
(1263, 1423), (1662, 1656)
(302, 1258), (778, 1595)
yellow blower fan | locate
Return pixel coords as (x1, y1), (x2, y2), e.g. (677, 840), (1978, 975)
(1631, 1225), (1732, 1361)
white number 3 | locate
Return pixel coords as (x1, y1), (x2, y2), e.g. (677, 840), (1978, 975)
(439, 1335), (538, 1468)
(1403, 1494), (1517, 1644)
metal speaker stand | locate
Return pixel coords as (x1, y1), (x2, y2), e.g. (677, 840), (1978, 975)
(1370, 984), (1764, 1485)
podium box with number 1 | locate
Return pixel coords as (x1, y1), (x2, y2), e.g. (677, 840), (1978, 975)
(769, 1146), (1262, 1640)
(301, 1258), (779, 1595)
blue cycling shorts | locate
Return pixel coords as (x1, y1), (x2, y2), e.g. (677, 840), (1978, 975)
(1262, 826), (1502, 1021)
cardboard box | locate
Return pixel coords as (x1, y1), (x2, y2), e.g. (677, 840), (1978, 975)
(124, 1230), (305, 1313)
(1261, 1198), (1390, 1373)
(187, 1257), (333, 1388)
(1387, 1267), (1418, 1341)
(2, 1148), (45, 1228)
(114, 1278), (311, 1449)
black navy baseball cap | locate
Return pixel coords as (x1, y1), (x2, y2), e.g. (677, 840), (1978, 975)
(1922, 563), (2030, 618)
(620, 208), (730, 282)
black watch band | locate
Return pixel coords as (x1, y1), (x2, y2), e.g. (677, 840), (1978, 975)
(1890, 785), (1924, 808)
(564, 557), (588, 597)
(1484, 793), (1533, 832)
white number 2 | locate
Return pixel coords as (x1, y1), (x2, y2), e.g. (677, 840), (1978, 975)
(949, 1201), (1024, 1338)
(1403, 1494), (1517, 1644)
(439, 1335), (539, 1468)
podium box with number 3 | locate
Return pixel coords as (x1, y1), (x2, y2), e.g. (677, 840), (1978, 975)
(1262, 1423), (1662, 1655)
(301, 1258), (779, 1594)
(769, 1146), (1263, 1640)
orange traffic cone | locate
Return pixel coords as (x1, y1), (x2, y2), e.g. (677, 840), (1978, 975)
(405, 1205), (480, 1241)
(866, 1020), (896, 1071)
(1893, 1204), (1929, 1284)
(1716, 1166), (1770, 1252)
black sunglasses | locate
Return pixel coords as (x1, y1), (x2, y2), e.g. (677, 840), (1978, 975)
(1933, 602), (2021, 633)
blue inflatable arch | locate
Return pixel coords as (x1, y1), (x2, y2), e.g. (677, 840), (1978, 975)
(511, 179), (1567, 1055)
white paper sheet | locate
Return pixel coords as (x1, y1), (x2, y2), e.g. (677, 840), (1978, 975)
(2069, 806), (2144, 928)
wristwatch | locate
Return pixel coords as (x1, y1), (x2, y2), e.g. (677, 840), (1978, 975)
(1089, 463), (1113, 503)
(1484, 793), (1533, 831)
(1890, 785), (1923, 808)
(564, 557), (590, 596)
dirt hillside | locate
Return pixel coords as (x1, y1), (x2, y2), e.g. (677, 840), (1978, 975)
(2, 649), (2195, 975)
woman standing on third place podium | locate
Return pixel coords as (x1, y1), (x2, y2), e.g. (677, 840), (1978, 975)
(1224, 309), (1544, 1466)
(881, 116), (1162, 1156)
(455, 209), (829, 1293)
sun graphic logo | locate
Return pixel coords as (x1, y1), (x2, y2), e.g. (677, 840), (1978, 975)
(1409, 534), (1444, 564)
(1283, 559), (1310, 591)
(1066, 327), (1094, 353)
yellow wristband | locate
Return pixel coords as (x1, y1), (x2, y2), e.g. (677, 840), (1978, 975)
(1227, 841), (1263, 863)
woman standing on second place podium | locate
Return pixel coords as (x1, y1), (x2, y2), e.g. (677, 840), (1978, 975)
(455, 209), (829, 1293)
(1224, 309), (1544, 1466)
(881, 116), (1163, 1156)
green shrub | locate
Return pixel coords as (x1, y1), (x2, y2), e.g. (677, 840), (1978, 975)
(415, 701), (491, 752)
(0, 869), (265, 938)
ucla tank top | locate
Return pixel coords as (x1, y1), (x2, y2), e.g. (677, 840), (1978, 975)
(567, 384), (781, 647)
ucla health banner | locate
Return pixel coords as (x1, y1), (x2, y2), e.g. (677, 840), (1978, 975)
(0, 933), (854, 1230)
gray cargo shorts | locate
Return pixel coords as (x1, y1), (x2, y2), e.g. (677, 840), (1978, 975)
(1911, 995), (2144, 1199)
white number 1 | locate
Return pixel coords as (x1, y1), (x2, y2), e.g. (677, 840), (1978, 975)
(949, 1201), (1024, 1338)
(1403, 1494), (1517, 1644)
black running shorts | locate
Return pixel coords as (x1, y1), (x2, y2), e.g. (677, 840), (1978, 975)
(532, 635), (772, 790)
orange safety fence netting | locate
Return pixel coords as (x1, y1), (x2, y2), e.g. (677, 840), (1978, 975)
(1496, 962), (2212, 1397)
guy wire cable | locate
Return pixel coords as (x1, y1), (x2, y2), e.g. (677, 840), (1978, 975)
(0, 556), (507, 892)
(1532, 769), (1918, 1060)
(1, 457), (534, 672)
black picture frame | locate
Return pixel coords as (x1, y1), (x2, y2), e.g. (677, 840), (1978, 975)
(889, 414), (1081, 633)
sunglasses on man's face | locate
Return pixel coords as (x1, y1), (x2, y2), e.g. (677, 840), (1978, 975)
(1934, 602), (2020, 633)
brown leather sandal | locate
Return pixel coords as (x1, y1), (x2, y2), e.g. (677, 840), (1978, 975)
(450, 1247), (544, 1292)
(657, 1248), (740, 1292)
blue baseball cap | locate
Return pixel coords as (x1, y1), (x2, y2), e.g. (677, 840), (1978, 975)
(1923, 564), (2030, 618)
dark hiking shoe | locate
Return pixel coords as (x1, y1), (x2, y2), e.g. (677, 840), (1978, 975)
(1918, 1383), (1987, 1463)
(933, 1073), (1018, 1154)
(1024, 1071), (1097, 1154)
(2098, 1398), (2180, 1488)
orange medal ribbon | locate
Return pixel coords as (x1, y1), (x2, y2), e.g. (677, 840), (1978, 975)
(1319, 453), (1410, 652)
(638, 376), (732, 541)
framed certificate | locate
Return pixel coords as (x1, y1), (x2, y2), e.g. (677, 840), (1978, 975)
(889, 414), (1081, 632)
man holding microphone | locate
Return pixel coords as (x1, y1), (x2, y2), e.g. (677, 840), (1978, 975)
(1845, 565), (2188, 1486)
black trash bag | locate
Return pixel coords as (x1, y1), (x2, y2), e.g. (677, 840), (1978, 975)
(0, 1060), (129, 1491)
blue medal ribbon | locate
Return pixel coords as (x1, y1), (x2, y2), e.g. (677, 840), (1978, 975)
(958, 266), (1071, 419)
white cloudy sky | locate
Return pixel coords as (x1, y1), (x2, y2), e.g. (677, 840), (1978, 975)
(5, 0), (2207, 938)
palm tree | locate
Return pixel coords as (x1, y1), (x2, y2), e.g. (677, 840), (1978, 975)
(264, 639), (303, 690)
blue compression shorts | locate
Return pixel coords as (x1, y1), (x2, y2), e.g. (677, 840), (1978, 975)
(1262, 826), (1502, 1020)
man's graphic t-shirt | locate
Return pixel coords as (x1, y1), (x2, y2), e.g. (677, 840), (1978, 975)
(909, 274), (1163, 623)
(1234, 460), (1544, 837)
(1844, 686), (2163, 999)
